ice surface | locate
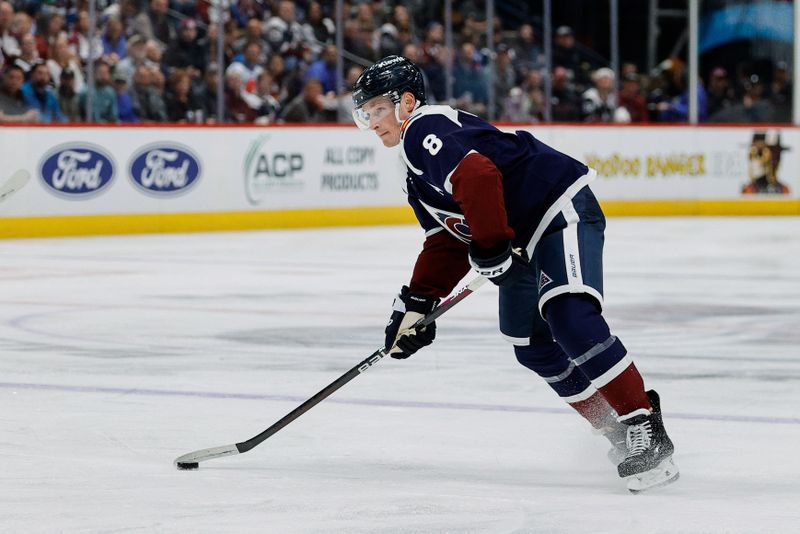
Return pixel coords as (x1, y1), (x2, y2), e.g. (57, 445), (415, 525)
(1, 218), (799, 533)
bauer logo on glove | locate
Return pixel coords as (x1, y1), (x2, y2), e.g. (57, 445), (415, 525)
(468, 241), (531, 287)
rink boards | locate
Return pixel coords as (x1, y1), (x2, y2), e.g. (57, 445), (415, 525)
(1, 123), (798, 238)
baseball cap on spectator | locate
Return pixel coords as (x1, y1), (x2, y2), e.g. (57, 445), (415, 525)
(380, 23), (398, 38)
(555, 26), (573, 37)
(60, 68), (75, 80)
(128, 34), (145, 47)
(112, 70), (127, 83)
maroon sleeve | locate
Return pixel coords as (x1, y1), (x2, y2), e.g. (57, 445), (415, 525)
(409, 230), (471, 298)
(449, 152), (515, 249)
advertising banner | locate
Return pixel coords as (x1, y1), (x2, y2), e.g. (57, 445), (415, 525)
(0, 124), (797, 237)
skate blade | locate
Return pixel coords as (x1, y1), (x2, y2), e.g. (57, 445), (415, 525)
(627, 457), (679, 493)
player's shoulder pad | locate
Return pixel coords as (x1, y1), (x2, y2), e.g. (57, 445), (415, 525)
(401, 105), (462, 142)
(401, 106), (463, 175)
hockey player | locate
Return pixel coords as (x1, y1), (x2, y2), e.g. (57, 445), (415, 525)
(352, 55), (679, 492)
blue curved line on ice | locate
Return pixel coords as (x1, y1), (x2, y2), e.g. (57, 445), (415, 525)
(1, 381), (799, 425)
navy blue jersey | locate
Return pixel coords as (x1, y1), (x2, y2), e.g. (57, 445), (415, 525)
(400, 105), (591, 249)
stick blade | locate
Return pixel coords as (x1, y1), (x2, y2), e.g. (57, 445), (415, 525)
(0, 169), (31, 202)
(173, 443), (239, 469)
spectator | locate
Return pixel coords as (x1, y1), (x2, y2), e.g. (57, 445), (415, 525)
(21, 61), (65, 122)
(143, 39), (164, 72)
(226, 40), (264, 89)
(223, 70), (257, 123)
(452, 41), (488, 116)
(305, 44), (337, 94)
(336, 64), (364, 123)
(4, 11), (31, 58)
(581, 67), (617, 122)
(195, 62), (220, 122)
(131, 0), (175, 49)
(0, 63), (38, 122)
(279, 77), (334, 123)
(514, 23), (545, 76)
(57, 68), (80, 121)
(504, 69), (544, 122)
(492, 43), (516, 118)
(79, 61), (118, 123)
(419, 22), (447, 103)
(115, 34), (146, 85)
(165, 68), (201, 122)
(233, 18), (268, 62)
(377, 23), (401, 57)
(252, 70), (280, 124)
(0, 1), (16, 56)
(264, 0), (307, 67)
(69, 10), (102, 65)
(130, 64), (167, 122)
(112, 70), (138, 123)
(163, 17), (207, 74)
(653, 59), (707, 122)
(266, 52), (291, 103)
(35, 13), (65, 60)
(101, 16), (127, 67)
(711, 74), (773, 123)
(553, 25), (589, 91)
(705, 67), (735, 120)
(343, 19), (375, 64)
(301, 1), (334, 51)
(551, 66), (581, 121)
(16, 33), (40, 74)
(618, 73), (647, 122)
(769, 61), (791, 122)
(48, 35), (85, 91)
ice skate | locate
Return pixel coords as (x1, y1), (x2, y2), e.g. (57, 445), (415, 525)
(617, 390), (679, 493)
(593, 413), (628, 465)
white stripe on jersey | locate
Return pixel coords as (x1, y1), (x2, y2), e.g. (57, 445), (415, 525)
(444, 149), (479, 194)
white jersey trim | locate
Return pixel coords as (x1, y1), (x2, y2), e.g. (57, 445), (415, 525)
(591, 354), (633, 389)
(539, 285), (604, 315)
(425, 227), (444, 237)
(561, 385), (597, 403)
(501, 333), (531, 345)
(524, 168), (597, 259)
(444, 149), (479, 194)
(400, 104), (462, 178)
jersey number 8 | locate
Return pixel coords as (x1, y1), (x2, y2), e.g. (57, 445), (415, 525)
(422, 134), (443, 155)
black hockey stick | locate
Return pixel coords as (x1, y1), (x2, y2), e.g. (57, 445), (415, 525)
(174, 275), (487, 469)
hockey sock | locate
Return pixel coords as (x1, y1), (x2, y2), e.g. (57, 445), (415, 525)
(545, 294), (651, 416)
(568, 391), (617, 429)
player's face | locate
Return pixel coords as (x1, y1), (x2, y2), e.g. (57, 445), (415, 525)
(359, 96), (402, 147)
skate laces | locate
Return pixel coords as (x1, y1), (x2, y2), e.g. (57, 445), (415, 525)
(625, 420), (653, 458)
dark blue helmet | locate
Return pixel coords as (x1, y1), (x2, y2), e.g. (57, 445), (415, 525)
(352, 55), (426, 128)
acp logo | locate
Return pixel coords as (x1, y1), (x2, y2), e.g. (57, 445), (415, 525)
(244, 134), (304, 205)
(129, 143), (201, 196)
(39, 143), (115, 199)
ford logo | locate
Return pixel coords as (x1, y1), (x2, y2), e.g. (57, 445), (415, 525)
(129, 144), (201, 196)
(39, 144), (115, 198)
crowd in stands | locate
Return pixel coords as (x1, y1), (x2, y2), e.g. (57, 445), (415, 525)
(0, 0), (793, 124)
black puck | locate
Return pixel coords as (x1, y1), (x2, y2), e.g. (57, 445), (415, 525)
(177, 462), (199, 470)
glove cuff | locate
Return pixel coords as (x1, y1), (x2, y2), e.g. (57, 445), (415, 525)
(398, 285), (439, 314)
(469, 240), (513, 274)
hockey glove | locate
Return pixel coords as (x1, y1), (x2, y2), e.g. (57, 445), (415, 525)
(469, 240), (531, 287)
(384, 286), (439, 359)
